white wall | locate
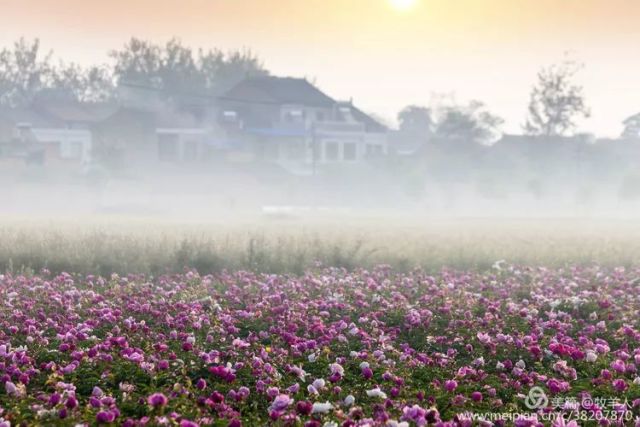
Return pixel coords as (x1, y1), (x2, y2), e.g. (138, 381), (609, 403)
(31, 128), (92, 162)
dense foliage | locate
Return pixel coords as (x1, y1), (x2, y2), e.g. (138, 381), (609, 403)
(0, 265), (639, 426)
(0, 37), (267, 107)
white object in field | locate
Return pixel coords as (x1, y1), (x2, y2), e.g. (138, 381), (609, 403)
(261, 206), (352, 217)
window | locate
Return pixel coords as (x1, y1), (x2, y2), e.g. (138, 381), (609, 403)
(284, 108), (304, 123)
(339, 106), (354, 121)
(158, 134), (179, 161)
(325, 142), (339, 161)
(222, 110), (238, 121)
(343, 143), (357, 161)
(15, 123), (32, 141)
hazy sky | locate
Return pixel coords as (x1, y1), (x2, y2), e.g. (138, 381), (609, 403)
(2, 0), (639, 136)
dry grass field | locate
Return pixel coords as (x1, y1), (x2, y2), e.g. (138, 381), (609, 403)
(1, 215), (639, 276)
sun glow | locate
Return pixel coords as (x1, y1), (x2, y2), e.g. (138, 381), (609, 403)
(388, 0), (418, 12)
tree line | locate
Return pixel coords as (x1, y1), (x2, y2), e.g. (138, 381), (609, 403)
(1, 38), (637, 140)
(0, 37), (267, 107)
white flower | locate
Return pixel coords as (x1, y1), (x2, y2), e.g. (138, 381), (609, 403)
(350, 351), (359, 358)
(308, 353), (318, 363)
(312, 378), (326, 390)
(387, 421), (410, 427)
(323, 423), (338, 427)
(496, 361), (505, 371)
(344, 395), (355, 406)
(311, 401), (333, 414)
(359, 361), (370, 369)
(330, 363), (344, 376)
(516, 359), (526, 369)
(366, 387), (387, 399)
(586, 351), (598, 363)
(633, 377), (640, 385)
(5, 381), (17, 396)
(492, 259), (505, 270)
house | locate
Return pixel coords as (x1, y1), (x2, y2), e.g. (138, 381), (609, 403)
(109, 82), (223, 166)
(0, 99), (161, 169)
(0, 106), (92, 165)
(218, 76), (388, 174)
(155, 108), (221, 163)
(1, 77), (389, 174)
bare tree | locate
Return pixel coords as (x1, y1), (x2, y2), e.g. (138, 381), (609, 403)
(0, 38), (115, 105)
(434, 100), (503, 145)
(198, 47), (268, 95)
(50, 63), (115, 103)
(524, 60), (589, 136)
(0, 38), (53, 107)
(110, 38), (163, 88)
(111, 38), (267, 96)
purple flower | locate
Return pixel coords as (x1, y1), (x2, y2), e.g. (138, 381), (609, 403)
(361, 367), (374, 379)
(48, 392), (62, 406)
(269, 394), (293, 412)
(65, 396), (78, 409)
(612, 379), (628, 392)
(211, 391), (224, 403)
(296, 400), (313, 415)
(444, 380), (458, 392)
(96, 411), (116, 424)
(147, 392), (169, 407)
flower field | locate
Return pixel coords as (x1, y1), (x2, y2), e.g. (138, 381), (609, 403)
(0, 265), (639, 426)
